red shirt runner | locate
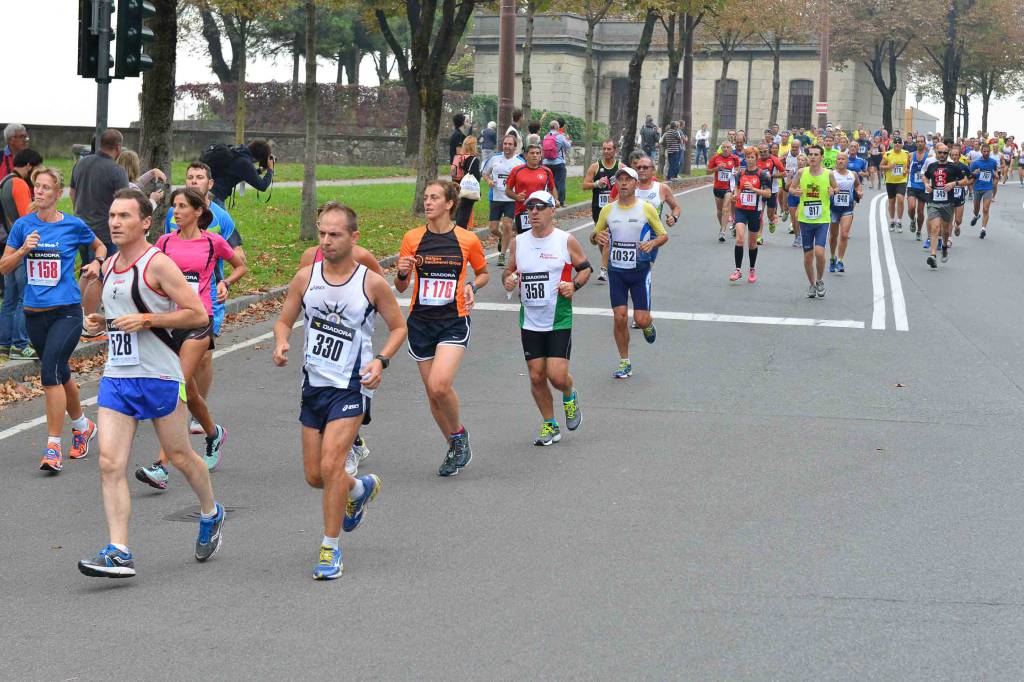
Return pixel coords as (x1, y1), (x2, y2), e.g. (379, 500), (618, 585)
(505, 164), (556, 216)
(708, 153), (742, 191)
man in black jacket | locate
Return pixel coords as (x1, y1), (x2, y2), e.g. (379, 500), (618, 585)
(210, 140), (275, 206)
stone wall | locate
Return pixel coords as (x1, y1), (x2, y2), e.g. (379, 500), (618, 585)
(18, 124), (432, 168)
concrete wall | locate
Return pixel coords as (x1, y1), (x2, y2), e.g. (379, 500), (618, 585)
(18, 124), (422, 169)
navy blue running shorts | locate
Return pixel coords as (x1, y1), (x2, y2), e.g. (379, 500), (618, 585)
(608, 267), (652, 311)
(299, 383), (371, 432)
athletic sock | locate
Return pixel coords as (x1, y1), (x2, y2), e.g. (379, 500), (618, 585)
(349, 478), (365, 500)
(200, 504), (219, 520)
(563, 390), (575, 403)
(545, 418), (558, 427)
(47, 436), (61, 447)
(322, 535), (339, 550)
(734, 244), (744, 268)
(110, 543), (129, 553)
(749, 248), (758, 268)
(70, 415), (89, 432)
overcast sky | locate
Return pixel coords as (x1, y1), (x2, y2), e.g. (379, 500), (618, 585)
(2, 1), (1018, 136)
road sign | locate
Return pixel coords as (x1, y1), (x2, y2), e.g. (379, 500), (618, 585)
(816, 102), (828, 114)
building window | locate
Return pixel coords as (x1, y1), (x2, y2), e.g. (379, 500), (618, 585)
(609, 78), (630, 141)
(659, 78), (684, 123)
(714, 79), (738, 131)
(788, 80), (814, 129)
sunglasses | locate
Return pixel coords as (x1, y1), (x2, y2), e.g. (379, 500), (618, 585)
(634, 165), (654, 170)
(525, 203), (550, 211)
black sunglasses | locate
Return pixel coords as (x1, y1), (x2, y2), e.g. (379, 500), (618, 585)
(525, 202), (550, 211)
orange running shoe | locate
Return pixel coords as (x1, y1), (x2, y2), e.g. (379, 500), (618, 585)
(40, 443), (63, 472)
(69, 419), (97, 459)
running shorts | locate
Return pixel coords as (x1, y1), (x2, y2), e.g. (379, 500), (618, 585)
(713, 188), (731, 199)
(800, 222), (829, 252)
(521, 328), (572, 361)
(975, 189), (994, 202)
(608, 267), (652, 311)
(98, 377), (185, 421)
(830, 207), (854, 221)
(926, 204), (955, 222)
(787, 193), (800, 209)
(906, 187), (927, 201)
(407, 314), (471, 361)
(733, 208), (762, 232)
(171, 316), (215, 351)
(869, 155), (882, 168)
(299, 383), (371, 432)
(766, 193), (778, 210)
(488, 201), (515, 222)
(886, 182), (907, 199)
(24, 304), (82, 387)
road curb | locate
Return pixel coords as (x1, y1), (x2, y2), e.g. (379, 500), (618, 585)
(1, 174), (708, 385)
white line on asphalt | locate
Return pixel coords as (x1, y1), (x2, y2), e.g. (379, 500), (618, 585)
(868, 192), (887, 330)
(2, 184), (715, 441)
(877, 193), (910, 331)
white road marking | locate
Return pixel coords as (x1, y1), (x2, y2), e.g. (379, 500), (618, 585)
(877, 194), (910, 331)
(868, 192), (887, 329)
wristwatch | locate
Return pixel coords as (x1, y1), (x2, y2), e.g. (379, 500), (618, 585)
(374, 354), (390, 369)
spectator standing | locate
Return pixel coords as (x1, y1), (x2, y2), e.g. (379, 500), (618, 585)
(640, 115), (661, 163)
(661, 122), (684, 180)
(0, 148), (43, 362)
(505, 108), (524, 155)
(206, 139), (274, 207)
(480, 121), (497, 166)
(116, 150), (167, 207)
(453, 136), (482, 229)
(0, 124), (30, 178)
(695, 124), (710, 167)
(70, 128), (129, 261)
(449, 113), (467, 162)
(541, 120), (572, 206)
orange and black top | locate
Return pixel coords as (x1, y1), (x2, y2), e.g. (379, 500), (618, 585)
(399, 225), (486, 320)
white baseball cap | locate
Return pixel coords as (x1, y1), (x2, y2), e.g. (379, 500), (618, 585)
(526, 190), (556, 207)
(616, 166), (639, 181)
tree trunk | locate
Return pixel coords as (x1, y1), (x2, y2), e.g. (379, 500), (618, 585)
(980, 82), (992, 135)
(521, 0), (536, 123)
(620, 9), (658, 160)
(865, 45), (898, 134)
(403, 81), (420, 158)
(345, 49), (360, 86)
(199, 8), (233, 84)
(413, 89), (445, 214)
(374, 48), (391, 83)
(769, 38), (781, 126)
(711, 58), (732, 148)
(139, 0), (177, 239)
(337, 48), (345, 84)
(681, 12), (695, 175)
(292, 34), (301, 88)
(961, 91), (970, 138)
(583, 20), (598, 169)
(231, 17), (248, 145)
(658, 13), (680, 177)
(300, 0), (318, 241)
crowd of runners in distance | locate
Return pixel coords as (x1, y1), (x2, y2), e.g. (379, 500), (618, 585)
(0, 118), (1016, 581)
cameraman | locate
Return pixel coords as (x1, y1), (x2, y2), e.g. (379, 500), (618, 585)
(210, 139), (275, 207)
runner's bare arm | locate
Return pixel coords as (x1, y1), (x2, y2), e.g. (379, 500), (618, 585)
(298, 246), (318, 268)
(359, 271), (408, 389)
(272, 265), (313, 367)
(502, 238), (519, 290)
(354, 245), (385, 277)
(660, 184), (681, 225)
(582, 162), (599, 190)
(111, 253), (207, 332)
(560, 235), (592, 297)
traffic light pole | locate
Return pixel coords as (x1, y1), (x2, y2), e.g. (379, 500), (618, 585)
(93, 0), (114, 145)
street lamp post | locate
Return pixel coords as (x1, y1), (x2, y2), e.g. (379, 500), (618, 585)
(817, 8), (829, 130)
(498, 0), (516, 135)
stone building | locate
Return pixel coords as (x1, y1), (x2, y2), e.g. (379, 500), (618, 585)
(468, 13), (907, 141)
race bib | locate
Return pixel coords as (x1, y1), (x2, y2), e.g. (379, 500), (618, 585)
(26, 251), (61, 287)
(802, 201), (823, 220)
(772, 178), (781, 193)
(598, 192), (610, 207)
(979, 170), (992, 182)
(610, 240), (637, 269)
(183, 271), (200, 295)
(932, 188), (948, 202)
(893, 164), (904, 176)
(716, 169), (732, 183)
(518, 213), (531, 231)
(106, 321), (139, 367)
(912, 172), (921, 184)
(418, 274), (458, 306)
(953, 186), (964, 198)
(859, 144), (867, 154)
(520, 271), (552, 307)
(739, 191), (758, 209)
(305, 316), (354, 372)
(833, 192), (851, 208)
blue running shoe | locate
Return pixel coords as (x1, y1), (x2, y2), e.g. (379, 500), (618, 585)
(313, 545), (343, 580)
(195, 502), (225, 562)
(78, 544), (136, 578)
(828, 257), (836, 273)
(343, 474), (381, 532)
(642, 325), (657, 344)
(922, 237), (931, 249)
(452, 429), (472, 469)
(836, 260), (845, 273)
(613, 360), (632, 379)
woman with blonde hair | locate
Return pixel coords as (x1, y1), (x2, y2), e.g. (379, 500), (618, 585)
(116, 150), (167, 206)
(452, 135), (482, 228)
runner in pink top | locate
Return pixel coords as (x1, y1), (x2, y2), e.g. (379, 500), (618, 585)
(155, 230), (235, 315)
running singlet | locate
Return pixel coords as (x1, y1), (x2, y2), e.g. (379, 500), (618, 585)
(822, 148), (838, 170)
(923, 162), (964, 204)
(757, 157), (785, 193)
(734, 170), (770, 211)
(301, 261), (376, 396)
(831, 170), (857, 212)
(883, 149), (910, 184)
(798, 169), (831, 224)
(593, 200), (666, 272)
(970, 158), (998, 191)
(908, 151), (930, 189)
(505, 164), (557, 224)
(6, 212), (96, 308)
(515, 229), (573, 332)
(488, 154), (525, 203)
(709, 154), (742, 190)
(155, 230), (234, 315)
(591, 160), (619, 214)
(784, 153), (801, 184)
(847, 156), (868, 176)
(399, 226), (486, 320)
(100, 247), (183, 382)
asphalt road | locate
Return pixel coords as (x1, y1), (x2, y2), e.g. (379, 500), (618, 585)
(3, 181), (1024, 680)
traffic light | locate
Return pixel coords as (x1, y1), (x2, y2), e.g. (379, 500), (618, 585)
(114, 0), (156, 79)
(78, 0), (112, 79)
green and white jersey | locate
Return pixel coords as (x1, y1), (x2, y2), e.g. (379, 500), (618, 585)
(515, 229), (573, 332)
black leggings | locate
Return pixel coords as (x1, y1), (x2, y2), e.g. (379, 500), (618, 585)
(25, 305), (82, 387)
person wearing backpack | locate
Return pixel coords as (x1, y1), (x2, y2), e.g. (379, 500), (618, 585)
(640, 115), (661, 163)
(453, 136), (483, 229)
(204, 139), (275, 207)
(541, 119), (572, 206)
(0, 148), (43, 362)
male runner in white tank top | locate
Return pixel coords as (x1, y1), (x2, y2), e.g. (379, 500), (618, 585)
(273, 201), (407, 580)
(78, 188), (226, 578)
